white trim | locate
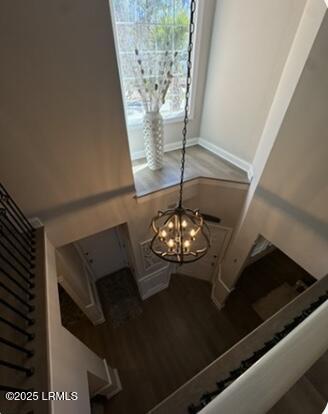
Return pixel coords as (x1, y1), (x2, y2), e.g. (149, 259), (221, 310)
(134, 176), (199, 203)
(211, 291), (225, 310)
(189, 0), (205, 121)
(137, 264), (170, 283)
(131, 137), (198, 161)
(211, 264), (235, 310)
(198, 138), (254, 181)
(132, 137), (254, 180)
(127, 114), (186, 130)
(138, 265), (171, 300)
(141, 283), (168, 300)
(217, 264), (235, 294)
(92, 359), (122, 399)
(105, 368), (122, 399)
(134, 176), (248, 204)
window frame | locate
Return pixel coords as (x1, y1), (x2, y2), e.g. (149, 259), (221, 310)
(109, 0), (205, 128)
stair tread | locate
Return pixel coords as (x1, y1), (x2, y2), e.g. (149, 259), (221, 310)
(267, 375), (326, 414)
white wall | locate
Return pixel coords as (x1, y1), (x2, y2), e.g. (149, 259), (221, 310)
(219, 9), (328, 299)
(54, 176), (249, 302)
(45, 234), (120, 414)
(200, 0), (307, 164)
(56, 244), (90, 305)
(0, 0), (134, 244)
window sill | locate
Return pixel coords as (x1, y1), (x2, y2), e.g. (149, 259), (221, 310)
(127, 114), (190, 130)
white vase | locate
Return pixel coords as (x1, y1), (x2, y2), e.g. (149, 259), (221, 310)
(143, 111), (164, 171)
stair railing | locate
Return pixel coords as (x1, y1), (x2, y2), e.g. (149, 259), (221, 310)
(188, 290), (328, 413)
(0, 183), (37, 404)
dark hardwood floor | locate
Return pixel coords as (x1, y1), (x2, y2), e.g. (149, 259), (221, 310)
(63, 249), (315, 414)
(66, 274), (261, 414)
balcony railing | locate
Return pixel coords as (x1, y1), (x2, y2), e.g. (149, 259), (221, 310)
(0, 183), (49, 414)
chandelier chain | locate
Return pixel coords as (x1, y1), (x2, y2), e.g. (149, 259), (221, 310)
(178, 0), (196, 208)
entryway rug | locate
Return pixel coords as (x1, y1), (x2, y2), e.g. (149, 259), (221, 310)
(96, 268), (142, 327)
(252, 283), (299, 321)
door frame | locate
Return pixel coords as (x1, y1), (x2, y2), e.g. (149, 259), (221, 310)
(209, 224), (233, 284)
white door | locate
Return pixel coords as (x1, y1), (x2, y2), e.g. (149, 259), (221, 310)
(179, 223), (232, 282)
(76, 226), (128, 280)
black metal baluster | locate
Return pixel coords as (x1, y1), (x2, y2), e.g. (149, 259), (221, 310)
(0, 239), (34, 279)
(0, 252), (34, 287)
(0, 315), (34, 341)
(188, 293), (328, 412)
(0, 337), (34, 357)
(0, 210), (35, 258)
(0, 360), (34, 377)
(0, 225), (35, 267)
(0, 200), (35, 248)
(0, 183), (35, 234)
(0, 281), (34, 311)
(0, 298), (34, 325)
(0, 266), (34, 299)
(0, 184), (37, 401)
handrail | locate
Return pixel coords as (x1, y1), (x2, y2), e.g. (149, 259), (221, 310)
(200, 296), (328, 414)
(189, 291), (328, 413)
(149, 274), (328, 414)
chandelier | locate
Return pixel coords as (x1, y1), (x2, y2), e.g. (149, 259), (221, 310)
(150, 0), (210, 264)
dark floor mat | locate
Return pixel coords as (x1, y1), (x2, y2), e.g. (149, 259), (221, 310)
(96, 268), (142, 327)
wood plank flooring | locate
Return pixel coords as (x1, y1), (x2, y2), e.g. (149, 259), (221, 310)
(132, 145), (249, 196)
(67, 274), (262, 414)
(63, 250), (316, 414)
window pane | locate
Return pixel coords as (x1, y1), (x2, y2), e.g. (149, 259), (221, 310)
(112, 0), (135, 23)
(174, 0), (191, 22)
(112, 0), (192, 124)
(117, 24), (136, 52)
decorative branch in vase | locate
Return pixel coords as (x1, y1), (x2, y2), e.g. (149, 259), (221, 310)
(134, 47), (178, 171)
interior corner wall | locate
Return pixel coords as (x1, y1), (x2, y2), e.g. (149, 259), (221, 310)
(0, 0), (134, 246)
(56, 244), (90, 306)
(200, 0), (307, 164)
(221, 11), (328, 288)
(45, 234), (110, 414)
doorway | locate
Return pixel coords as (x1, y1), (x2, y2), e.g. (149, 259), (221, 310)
(179, 221), (232, 282)
(76, 224), (130, 281)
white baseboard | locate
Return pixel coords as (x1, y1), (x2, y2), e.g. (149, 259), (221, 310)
(138, 265), (171, 300)
(211, 292), (225, 310)
(198, 138), (254, 181)
(105, 368), (122, 400)
(131, 137), (253, 181)
(92, 360), (122, 399)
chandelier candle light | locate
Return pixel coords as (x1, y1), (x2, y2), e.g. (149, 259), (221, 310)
(150, 0), (210, 264)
